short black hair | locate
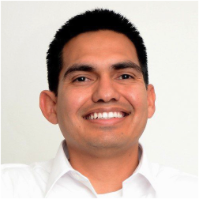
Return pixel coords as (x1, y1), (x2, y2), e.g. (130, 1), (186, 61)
(47, 9), (148, 95)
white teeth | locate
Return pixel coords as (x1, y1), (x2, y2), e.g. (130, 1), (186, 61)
(103, 112), (108, 119)
(113, 112), (118, 117)
(108, 112), (114, 118)
(94, 113), (98, 119)
(118, 112), (123, 118)
(86, 111), (127, 120)
(98, 113), (103, 119)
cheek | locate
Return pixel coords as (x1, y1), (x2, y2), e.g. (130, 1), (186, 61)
(57, 87), (90, 117)
(123, 87), (148, 109)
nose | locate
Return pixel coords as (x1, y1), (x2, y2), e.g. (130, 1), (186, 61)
(92, 76), (120, 103)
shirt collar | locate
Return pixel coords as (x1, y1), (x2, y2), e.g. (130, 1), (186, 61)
(45, 140), (73, 196)
(45, 140), (158, 196)
(132, 142), (158, 192)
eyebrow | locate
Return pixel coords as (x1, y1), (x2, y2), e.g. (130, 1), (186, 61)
(63, 61), (142, 80)
(112, 61), (142, 72)
(63, 65), (95, 79)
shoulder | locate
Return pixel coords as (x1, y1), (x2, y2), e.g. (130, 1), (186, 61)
(2, 159), (53, 173)
(1, 160), (53, 197)
(150, 162), (197, 181)
(2, 160), (52, 180)
(150, 162), (198, 198)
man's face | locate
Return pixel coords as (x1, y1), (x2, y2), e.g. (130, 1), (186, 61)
(56, 30), (155, 156)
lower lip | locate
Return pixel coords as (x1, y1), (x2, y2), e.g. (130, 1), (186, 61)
(84, 116), (128, 125)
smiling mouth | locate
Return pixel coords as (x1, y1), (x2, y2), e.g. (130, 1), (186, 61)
(84, 111), (130, 120)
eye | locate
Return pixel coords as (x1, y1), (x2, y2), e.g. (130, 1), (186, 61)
(73, 76), (89, 82)
(118, 74), (133, 80)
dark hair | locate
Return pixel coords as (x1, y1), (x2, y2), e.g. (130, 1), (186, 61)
(47, 9), (148, 95)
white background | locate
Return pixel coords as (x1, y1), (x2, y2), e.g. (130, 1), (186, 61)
(1, 2), (198, 175)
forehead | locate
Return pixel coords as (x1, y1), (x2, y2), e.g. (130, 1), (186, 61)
(62, 30), (140, 69)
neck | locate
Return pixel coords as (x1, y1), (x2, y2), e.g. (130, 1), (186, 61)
(67, 142), (139, 194)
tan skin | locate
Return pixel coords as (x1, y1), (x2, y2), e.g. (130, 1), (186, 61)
(40, 30), (156, 194)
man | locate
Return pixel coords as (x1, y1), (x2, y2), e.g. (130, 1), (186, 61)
(2, 9), (197, 198)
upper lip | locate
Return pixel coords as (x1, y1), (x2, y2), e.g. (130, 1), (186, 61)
(82, 107), (131, 118)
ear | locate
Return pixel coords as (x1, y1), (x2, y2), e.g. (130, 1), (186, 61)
(39, 90), (58, 124)
(147, 84), (156, 118)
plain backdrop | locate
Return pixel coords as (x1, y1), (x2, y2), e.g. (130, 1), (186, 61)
(1, 1), (198, 175)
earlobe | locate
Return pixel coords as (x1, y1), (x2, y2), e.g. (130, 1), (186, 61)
(147, 84), (156, 118)
(39, 90), (58, 124)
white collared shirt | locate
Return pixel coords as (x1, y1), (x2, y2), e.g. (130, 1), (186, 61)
(1, 140), (198, 198)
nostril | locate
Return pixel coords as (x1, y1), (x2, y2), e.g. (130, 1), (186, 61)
(97, 99), (105, 103)
(96, 98), (117, 103)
